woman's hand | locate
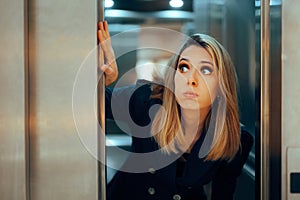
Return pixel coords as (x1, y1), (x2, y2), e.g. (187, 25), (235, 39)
(98, 21), (118, 86)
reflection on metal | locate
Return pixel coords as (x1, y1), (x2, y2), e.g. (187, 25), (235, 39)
(260, 0), (270, 199)
(0, 0), (28, 199)
(24, 0), (30, 198)
(28, 0), (99, 199)
(98, 1), (106, 200)
(244, 152), (255, 180)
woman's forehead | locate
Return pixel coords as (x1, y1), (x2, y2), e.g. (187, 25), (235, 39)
(180, 45), (213, 63)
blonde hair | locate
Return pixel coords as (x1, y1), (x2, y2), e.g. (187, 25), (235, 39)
(151, 34), (240, 161)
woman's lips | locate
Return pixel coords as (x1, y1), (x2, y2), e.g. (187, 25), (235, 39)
(183, 91), (199, 98)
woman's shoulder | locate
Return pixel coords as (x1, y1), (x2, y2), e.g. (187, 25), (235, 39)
(134, 79), (161, 93)
(131, 79), (162, 104)
(130, 79), (155, 101)
(129, 79), (162, 126)
(135, 79), (153, 87)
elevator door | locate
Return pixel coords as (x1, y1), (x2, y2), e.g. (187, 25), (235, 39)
(0, 0), (104, 199)
(0, 0), (28, 199)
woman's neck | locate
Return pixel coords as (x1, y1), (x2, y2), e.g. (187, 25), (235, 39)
(180, 107), (210, 152)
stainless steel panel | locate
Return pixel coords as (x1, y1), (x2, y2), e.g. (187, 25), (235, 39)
(0, 0), (28, 199)
(28, 0), (100, 199)
(287, 148), (300, 199)
(282, 0), (300, 199)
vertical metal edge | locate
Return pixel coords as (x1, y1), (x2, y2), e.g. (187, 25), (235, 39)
(269, 3), (282, 200)
(97, 0), (106, 200)
(24, 0), (30, 199)
(260, 0), (270, 199)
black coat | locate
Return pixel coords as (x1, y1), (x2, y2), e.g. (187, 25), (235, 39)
(105, 80), (254, 200)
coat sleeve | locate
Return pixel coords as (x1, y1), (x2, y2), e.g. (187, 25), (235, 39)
(105, 84), (136, 120)
(211, 130), (254, 200)
(105, 79), (156, 122)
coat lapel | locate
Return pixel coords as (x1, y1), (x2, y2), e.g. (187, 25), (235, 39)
(176, 131), (222, 187)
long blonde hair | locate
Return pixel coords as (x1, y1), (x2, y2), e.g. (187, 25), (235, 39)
(151, 34), (240, 161)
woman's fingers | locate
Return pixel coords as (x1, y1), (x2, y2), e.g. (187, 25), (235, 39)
(98, 21), (112, 54)
(98, 22), (105, 41)
(104, 21), (110, 37)
(98, 21), (110, 41)
(97, 21), (118, 85)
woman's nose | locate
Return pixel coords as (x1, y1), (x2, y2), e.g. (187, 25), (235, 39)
(187, 69), (198, 87)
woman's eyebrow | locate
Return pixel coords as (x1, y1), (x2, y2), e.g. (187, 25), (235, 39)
(178, 58), (215, 70)
(200, 60), (214, 66)
(179, 57), (214, 66)
(179, 57), (190, 62)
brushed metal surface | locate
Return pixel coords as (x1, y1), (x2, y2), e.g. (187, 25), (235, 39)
(282, 0), (300, 199)
(0, 0), (28, 199)
(28, 0), (100, 199)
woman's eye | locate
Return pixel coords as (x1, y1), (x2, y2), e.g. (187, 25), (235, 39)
(178, 64), (189, 73)
(201, 66), (213, 75)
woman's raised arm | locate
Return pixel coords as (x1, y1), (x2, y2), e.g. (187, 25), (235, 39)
(98, 21), (118, 86)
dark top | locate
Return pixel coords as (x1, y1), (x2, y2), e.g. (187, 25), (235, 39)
(105, 79), (254, 200)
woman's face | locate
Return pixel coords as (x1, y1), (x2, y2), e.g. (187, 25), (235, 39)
(174, 45), (219, 110)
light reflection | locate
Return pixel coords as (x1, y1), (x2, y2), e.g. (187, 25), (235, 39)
(105, 0), (114, 8)
(169, 0), (184, 8)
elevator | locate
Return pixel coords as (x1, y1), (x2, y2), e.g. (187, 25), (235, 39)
(1, 0), (300, 200)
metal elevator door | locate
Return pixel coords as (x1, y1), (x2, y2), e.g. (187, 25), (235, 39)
(0, 0), (104, 199)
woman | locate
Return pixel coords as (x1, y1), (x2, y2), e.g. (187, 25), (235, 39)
(98, 21), (253, 200)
